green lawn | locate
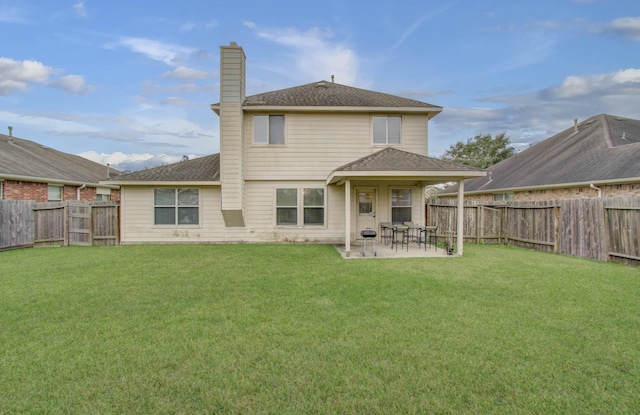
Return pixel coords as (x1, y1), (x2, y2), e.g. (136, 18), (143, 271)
(1, 244), (639, 414)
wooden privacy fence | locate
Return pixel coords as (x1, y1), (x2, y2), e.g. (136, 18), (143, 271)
(1, 201), (119, 250)
(427, 197), (640, 266)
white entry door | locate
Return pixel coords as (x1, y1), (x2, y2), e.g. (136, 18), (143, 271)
(356, 188), (377, 235)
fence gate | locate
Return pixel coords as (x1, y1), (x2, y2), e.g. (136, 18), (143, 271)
(67, 202), (92, 246)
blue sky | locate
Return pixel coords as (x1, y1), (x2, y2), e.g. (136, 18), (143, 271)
(1, 0), (639, 171)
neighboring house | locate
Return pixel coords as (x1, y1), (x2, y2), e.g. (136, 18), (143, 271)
(107, 42), (485, 255)
(439, 114), (640, 203)
(0, 130), (120, 202)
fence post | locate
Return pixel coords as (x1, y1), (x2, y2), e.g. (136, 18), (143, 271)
(63, 202), (69, 246)
(554, 205), (560, 254)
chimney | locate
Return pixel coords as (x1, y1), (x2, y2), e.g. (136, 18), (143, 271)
(219, 42), (247, 227)
(573, 118), (579, 133)
(7, 126), (13, 142)
(331, 75), (335, 83)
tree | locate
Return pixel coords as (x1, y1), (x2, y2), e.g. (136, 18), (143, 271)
(440, 133), (515, 169)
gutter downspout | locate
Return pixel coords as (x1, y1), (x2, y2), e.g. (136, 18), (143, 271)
(590, 183), (601, 198)
(77, 184), (86, 200)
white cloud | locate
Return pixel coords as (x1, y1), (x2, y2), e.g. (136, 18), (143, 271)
(429, 67), (640, 156)
(49, 74), (96, 95)
(600, 17), (640, 41)
(181, 19), (218, 31)
(141, 80), (217, 94)
(78, 151), (193, 171)
(73, 1), (87, 17)
(162, 66), (215, 79)
(392, 5), (455, 50)
(249, 25), (360, 85)
(0, 7), (28, 23)
(0, 57), (56, 95)
(541, 68), (640, 100)
(160, 97), (203, 107)
(118, 37), (194, 66)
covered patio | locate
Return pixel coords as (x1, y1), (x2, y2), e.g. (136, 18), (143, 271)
(327, 148), (486, 258)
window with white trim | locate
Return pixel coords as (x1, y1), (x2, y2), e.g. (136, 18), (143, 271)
(48, 185), (63, 201)
(96, 187), (111, 202)
(276, 188), (325, 226)
(373, 116), (401, 145)
(154, 188), (199, 225)
(303, 188), (324, 225)
(391, 188), (412, 225)
(254, 114), (285, 144)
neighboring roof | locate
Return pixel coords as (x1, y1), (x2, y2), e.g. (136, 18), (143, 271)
(327, 147), (486, 185)
(107, 153), (220, 184)
(212, 81), (442, 115)
(442, 114), (640, 195)
(0, 133), (119, 186)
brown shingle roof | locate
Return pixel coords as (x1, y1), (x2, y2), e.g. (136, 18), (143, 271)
(214, 81), (442, 110)
(334, 147), (483, 173)
(109, 154), (220, 182)
(0, 134), (118, 184)
(443, 114), (640, 194)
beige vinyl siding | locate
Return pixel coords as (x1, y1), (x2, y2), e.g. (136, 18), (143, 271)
(120, 186), (224, 244)
(244, 181), (344, 242)
(219, 45), (246, 212)
(244, 113), (430, 181)
(400, 115), (429, 155)
(120, 183), (345, 244)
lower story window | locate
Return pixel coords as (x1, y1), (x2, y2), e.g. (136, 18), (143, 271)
(154, 188), (199, 225)
(48, 185), (63, 201)
(303, 188), (324, 225)
(493, 193), (515, 202)
(96, 188), (111, 202)
(391, 188), (412, 225)
(276, 187), (325, 226)
(276, 188), (297, 226)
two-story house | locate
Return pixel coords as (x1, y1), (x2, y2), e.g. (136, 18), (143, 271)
(108, 42), (485, 255)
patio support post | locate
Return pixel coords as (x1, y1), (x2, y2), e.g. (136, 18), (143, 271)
(457, 179), (464, 255)
(345, 179), (351, 256)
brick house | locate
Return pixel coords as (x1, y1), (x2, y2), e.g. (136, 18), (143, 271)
(439, 114), (640, 202)
(1, 130), (120, 202)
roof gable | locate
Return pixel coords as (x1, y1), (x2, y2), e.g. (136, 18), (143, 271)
(334, 147), (483, 173)
(213, 81), (442, 114)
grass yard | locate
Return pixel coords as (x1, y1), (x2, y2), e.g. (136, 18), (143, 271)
(1, 244), (639, 414)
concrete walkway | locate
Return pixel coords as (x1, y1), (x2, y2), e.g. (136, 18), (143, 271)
(334, 240), (454, 259)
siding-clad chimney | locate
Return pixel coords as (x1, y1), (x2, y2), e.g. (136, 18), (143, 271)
(219, 42), (246, 227)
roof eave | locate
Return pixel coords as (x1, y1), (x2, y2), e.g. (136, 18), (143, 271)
(2, 173), (119, 189)
(104, 180), (221, 186)
(327, 170), (486, 185)
(440, 176), (640, 196)
(243, 105), (443, 115)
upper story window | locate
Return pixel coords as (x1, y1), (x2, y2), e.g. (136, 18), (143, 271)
(254, 115), (285, 144)
(48, 185), (63, 202)
(373, 116), (401, 145)
(154, 188), (199, 225)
